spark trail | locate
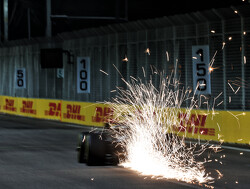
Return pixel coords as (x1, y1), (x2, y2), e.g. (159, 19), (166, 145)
(107, 71), (214, 185)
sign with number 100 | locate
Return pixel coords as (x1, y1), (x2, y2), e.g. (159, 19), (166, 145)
(77, 57), (90, 93)
(192, 45), (211, 95)
(15, 68), (26, 89)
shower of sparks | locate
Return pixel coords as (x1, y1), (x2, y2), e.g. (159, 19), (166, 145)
(107, 71), (215, 185)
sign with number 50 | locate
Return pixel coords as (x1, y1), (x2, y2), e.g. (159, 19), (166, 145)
(77, 57), (90, 93)
(15, 68), (26, 89)
(192, 45), (211, 95)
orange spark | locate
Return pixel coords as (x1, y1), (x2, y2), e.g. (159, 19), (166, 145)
(145, 48), (150, 55)
(222, 42), (226, 50)
(122, 56), (128, 62)
(209, 67), (214, 73)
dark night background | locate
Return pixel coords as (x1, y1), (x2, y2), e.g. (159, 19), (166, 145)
(5, 0), (250, 40)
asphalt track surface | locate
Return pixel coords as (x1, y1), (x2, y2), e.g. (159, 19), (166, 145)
(0, 114), (250, 189)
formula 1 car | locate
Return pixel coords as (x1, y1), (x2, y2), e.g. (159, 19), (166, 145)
(77, 125), (125, 166)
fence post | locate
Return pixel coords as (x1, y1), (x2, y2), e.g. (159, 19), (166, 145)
(213, 9), (227, 110)
(231, 6), (246, 110)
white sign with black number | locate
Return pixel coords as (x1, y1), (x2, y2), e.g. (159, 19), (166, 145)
(15, 68), (26, 89)
(77, 57), (90, 93)
(192, 45), (211, 95)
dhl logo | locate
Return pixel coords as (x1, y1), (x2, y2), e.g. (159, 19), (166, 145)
(45, 102), (61, 117)
(3, 99), (17, 112)
(175, 112), (215, 136)
(92, 107), (114, 123)
(63, 104), (85, 121)
(20, 100), (36, 114)
(179, 112), (207, 127)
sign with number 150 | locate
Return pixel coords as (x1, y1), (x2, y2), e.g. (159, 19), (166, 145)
(77, 57), (90, 93)
(192, 45), (211, 95)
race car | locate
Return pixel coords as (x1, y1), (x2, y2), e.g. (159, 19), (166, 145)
(77, 124), (125, 166)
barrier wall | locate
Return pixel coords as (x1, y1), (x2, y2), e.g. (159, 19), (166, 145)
(0, 95), (249, 145)
(0, 96), (113, 127)
(176, 109), (250, 145)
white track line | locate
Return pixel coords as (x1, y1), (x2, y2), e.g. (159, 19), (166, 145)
(186, 140), (250, 152)
(220, 145), (250, 152)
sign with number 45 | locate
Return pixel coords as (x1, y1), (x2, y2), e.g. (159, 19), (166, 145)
(192, 45), (211, 95)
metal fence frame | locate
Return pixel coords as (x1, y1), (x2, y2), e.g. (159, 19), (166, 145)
(0, 5), (250, 111)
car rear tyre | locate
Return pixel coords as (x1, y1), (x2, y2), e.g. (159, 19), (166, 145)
(85, 133), (106, 166)
(78, 133), (87, 163)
